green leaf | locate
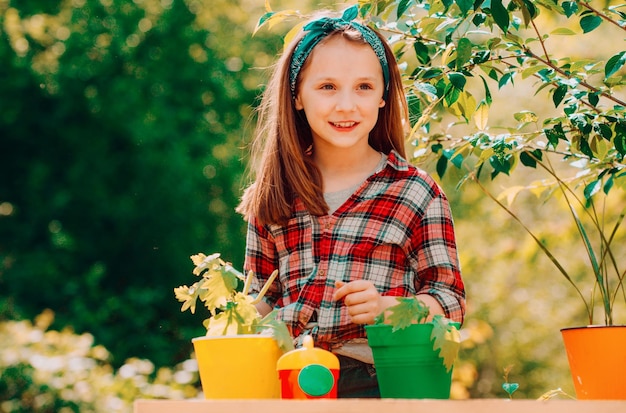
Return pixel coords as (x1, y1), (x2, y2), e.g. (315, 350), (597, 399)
(444, 148), (464, 168)
(615, 121), (626, 155)
(488, 68), (499, 82)
(584, 179), (601, 200)
(544, 123), (566, 147)
(490, 154), (512, 177)
(397, 0), (415, 18)
(255, 11), (275, 33)
(570, 113), (592, 134)
(359, 2), (372, 16)
(254, 10), (300, 35)
(502, 382), (520, 396)
(520, 150), (540, 167)
(491, 0), (510, 32)
(552, 84), (568, 107)
(498, 72), (514, 89)
(444, 83), (461, 106)
(342, 4), (358, 21)
(580, 15), (602, 33)
(414, 81), (438, 98)
(603, 174), (614, 194)
(605, 51), (626, 78)
(450, 91), (477, 122)
(578, 137), (594, 158)
(536, 68), (554, 83)
(436, 155), (448, 178)
(455, 0), (473, 15)
(562, 1), (578, 17)
(414, 41), (430, 65)
(472, 12), (487, 26)
(514, 110), (537, 123)
(448, 72), (467, 90)
(431, 315), (460, 372)
(572, 205), (603, 293)
(551, 27), (577, 36)
(519, 0), (537, 27)
(456, 38), (473, 70)
(521, 65), (546, 79)
(480, 76), (493, 105)
(256, 310), (295, 353)
(442, 0), (454, 11)
(384, 297), (430, 331)
(595, 123), (613, 140)
(421, 67), (443, 79)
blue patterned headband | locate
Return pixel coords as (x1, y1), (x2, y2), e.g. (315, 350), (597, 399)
(288, 5), (390, 100)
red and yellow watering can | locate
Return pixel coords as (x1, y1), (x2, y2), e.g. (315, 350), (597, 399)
(276, 335), (340, 399)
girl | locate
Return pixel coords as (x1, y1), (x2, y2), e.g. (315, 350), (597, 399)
(236, 6), (465, 398)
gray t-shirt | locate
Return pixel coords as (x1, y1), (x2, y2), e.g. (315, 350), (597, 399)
(324, 152), (387, 214)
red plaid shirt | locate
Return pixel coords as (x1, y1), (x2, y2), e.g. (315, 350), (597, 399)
(245, 150), (465, 347)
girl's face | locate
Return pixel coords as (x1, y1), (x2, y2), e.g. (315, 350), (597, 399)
(294, 35), (386, 154)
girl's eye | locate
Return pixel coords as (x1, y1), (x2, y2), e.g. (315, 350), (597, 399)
(358, 84), (373, 90)
(320, 84), (335, 90)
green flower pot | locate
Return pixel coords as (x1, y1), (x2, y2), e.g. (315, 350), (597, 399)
(365, 323), (453, 399)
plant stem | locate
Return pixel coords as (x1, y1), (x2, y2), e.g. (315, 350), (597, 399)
(607, 211), (626, 318)
(579, 1), (626, 32)
(532, 153), (626, 324)
(251, 269), (279, 304)
(243, 270), (254, 296)
(470, 172), (593, 321)
(520, 47), (626, 108)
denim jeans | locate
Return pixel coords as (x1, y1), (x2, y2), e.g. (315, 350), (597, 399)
(336, 355), (381, 398)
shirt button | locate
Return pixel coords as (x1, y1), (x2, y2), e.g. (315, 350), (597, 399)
(318, 269), (325, 277)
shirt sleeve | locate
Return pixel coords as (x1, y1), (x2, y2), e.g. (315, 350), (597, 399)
(243, 217), (282, 308)
(410, 187), (466, 324)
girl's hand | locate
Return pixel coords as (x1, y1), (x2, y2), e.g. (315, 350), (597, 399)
(333, 280), (397, 325)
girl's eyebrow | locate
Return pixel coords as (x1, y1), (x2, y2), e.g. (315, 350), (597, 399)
(310, 75), (379, 82)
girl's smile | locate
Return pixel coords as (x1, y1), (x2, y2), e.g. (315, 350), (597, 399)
(330, 121), (358, 129)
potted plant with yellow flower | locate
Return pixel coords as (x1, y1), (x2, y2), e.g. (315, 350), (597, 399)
(174, 253), (293, 399)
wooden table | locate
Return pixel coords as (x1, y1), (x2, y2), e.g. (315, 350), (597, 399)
(134, 398), (626, 413)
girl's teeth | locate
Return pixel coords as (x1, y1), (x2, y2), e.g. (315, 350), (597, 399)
(333, 122), (355, 127)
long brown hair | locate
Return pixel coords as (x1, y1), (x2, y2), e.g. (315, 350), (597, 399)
(236, 17), (408, 226)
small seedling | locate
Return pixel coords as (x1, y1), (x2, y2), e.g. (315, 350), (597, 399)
(502, 365), (519, 399)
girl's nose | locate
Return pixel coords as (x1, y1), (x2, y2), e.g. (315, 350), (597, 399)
(335, 90), (357, 111)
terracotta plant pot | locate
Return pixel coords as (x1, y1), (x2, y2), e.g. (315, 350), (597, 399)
(561, 325), (626, 400)
(366, 324), (453, 399)
(192, 335), (282, 399)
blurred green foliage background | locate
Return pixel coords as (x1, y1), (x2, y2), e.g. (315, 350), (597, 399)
(1, 0), (623, 410)
(0, 0), (286, 368)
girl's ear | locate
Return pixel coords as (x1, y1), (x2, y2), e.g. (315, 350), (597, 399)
(379, 99), (386, 108)
(294, 95), (304, 110)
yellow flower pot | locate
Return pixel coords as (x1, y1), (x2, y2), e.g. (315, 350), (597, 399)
(192, 335), (282, 399)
